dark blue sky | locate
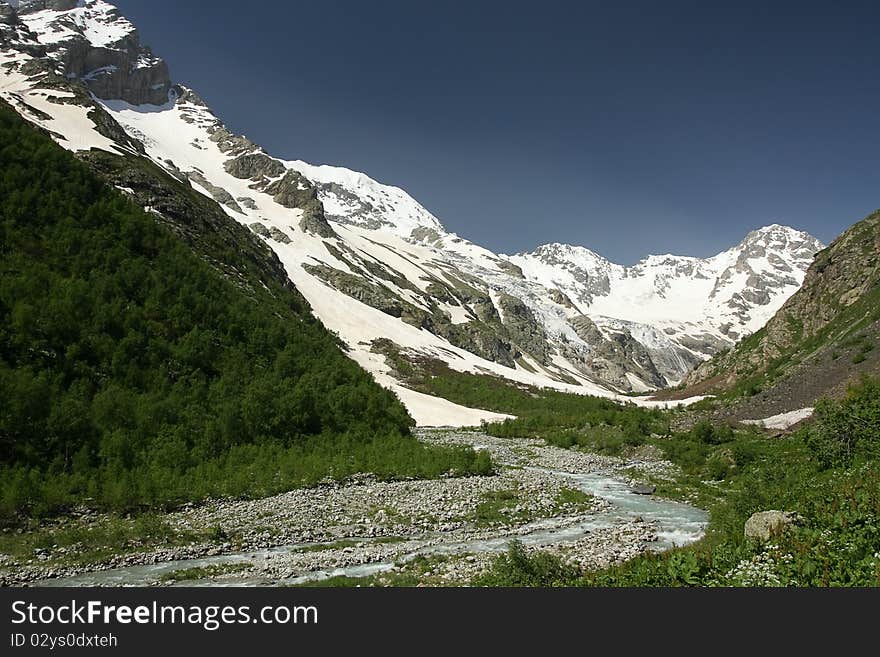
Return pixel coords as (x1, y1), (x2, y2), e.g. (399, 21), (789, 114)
(115, 0), (879, 264)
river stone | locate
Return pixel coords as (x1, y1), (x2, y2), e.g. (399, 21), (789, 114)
(631, 483), (656, 495)
(744, 510), (799, 541)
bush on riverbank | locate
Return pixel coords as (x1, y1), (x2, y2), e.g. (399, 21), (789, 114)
(0, 435), (493, 520)
(473, 540), (580, 587)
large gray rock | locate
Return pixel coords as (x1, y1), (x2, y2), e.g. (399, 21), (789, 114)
(187, 170), (243, 214)
(744, 510), (800, 541)
(80, 50), (172, 106)
(6, 1), (78, 14)
(497, 292), (550, 365)
(0, 3), (17, 26)
(224, 152), (286, 180)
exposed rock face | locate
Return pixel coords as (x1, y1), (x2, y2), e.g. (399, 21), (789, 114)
(6, 1), (79, 13)
(495, 259), (525, 280)
(266, 170), (317, 209)
(207, 126), (257, 156)
(0, 3), (17, 26)
(225, 155), (337, 238)
(249, 223), (291, 245)
(187, 170), (243, 214)
(550, 289), (577, 310)
(744, 511), (800, 542)
(302, 262), (532, 368)
(249, 222), (270, 238)
(410, 226), (443, 244)
(319, 181), (387, 229)
(268, 227), (291, 244)
(72, 45), (171, 106)
(6, 1), (172, 105)
(568, 315), (667, 389)
(303, 263), (408, 319)
(224, 152), (286, 180)
(497, 293), (550, 365)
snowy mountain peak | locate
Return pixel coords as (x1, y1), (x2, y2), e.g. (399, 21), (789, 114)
(526, 242), (608, 263)
(511, 224), (823, 344)
(285, 159), (446, 237)
(0, 0), (827, 417)
(13, 2), (133, 49)
(3, 1), (83, 13)
(737, 223), (822, 250)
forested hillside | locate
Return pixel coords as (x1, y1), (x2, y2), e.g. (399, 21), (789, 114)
(0, 104), (488, 522)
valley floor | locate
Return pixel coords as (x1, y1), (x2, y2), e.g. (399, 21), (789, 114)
(0, 430), (706, 587)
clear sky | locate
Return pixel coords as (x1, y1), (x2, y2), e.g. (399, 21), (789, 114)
(114, 0), (879, 264)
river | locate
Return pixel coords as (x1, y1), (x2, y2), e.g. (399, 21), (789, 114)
(35, 436), (707, 587)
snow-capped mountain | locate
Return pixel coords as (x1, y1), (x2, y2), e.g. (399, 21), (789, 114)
(0, 1), (824, 423)
(510, 224), (823, 373)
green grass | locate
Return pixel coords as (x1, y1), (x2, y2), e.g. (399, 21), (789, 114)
(549, 487), (596, 516)
(291, 536), (408, 554)
(373, 346), (671, 449)
(469, 489), (522, 527)
(554, 487), (593, 509)
(158, 562), (249, 583)
(0, 513), (208, 569)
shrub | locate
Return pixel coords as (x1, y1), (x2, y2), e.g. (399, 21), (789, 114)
(706, 455), (731, 481)
(690, 421), (735, 445)
(473, 540), (581, 587)
(804, 377), (880, 469)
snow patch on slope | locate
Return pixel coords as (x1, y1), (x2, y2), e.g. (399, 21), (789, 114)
(742, 407), (814, 430)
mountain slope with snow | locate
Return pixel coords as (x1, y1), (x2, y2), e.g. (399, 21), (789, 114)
(0, 0), (823, 423)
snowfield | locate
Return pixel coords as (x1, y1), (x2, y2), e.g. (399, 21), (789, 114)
(742, 408), (815, 431)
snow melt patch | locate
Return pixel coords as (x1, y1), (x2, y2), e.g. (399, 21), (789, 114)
(0, 54), (121, 154)
(393, 386), (512, 427)
(742, 408), (814, 430)
(19, 1), (135, 49)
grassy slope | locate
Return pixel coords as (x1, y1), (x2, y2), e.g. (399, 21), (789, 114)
(0, 103), (491, 524)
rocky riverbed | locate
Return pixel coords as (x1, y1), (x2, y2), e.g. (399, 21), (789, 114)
(1, 430), (707, 587)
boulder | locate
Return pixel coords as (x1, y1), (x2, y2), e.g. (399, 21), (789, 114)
(630, 483), (656, 495)
(744, 510), (800, 541)
(224, 153), (286, 180)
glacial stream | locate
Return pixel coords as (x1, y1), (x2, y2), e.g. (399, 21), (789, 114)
(37, 467), (708, 587)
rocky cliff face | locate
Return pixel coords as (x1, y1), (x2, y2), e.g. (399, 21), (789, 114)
(0, 0), (825, 405)
(2, 0), (171, 105)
